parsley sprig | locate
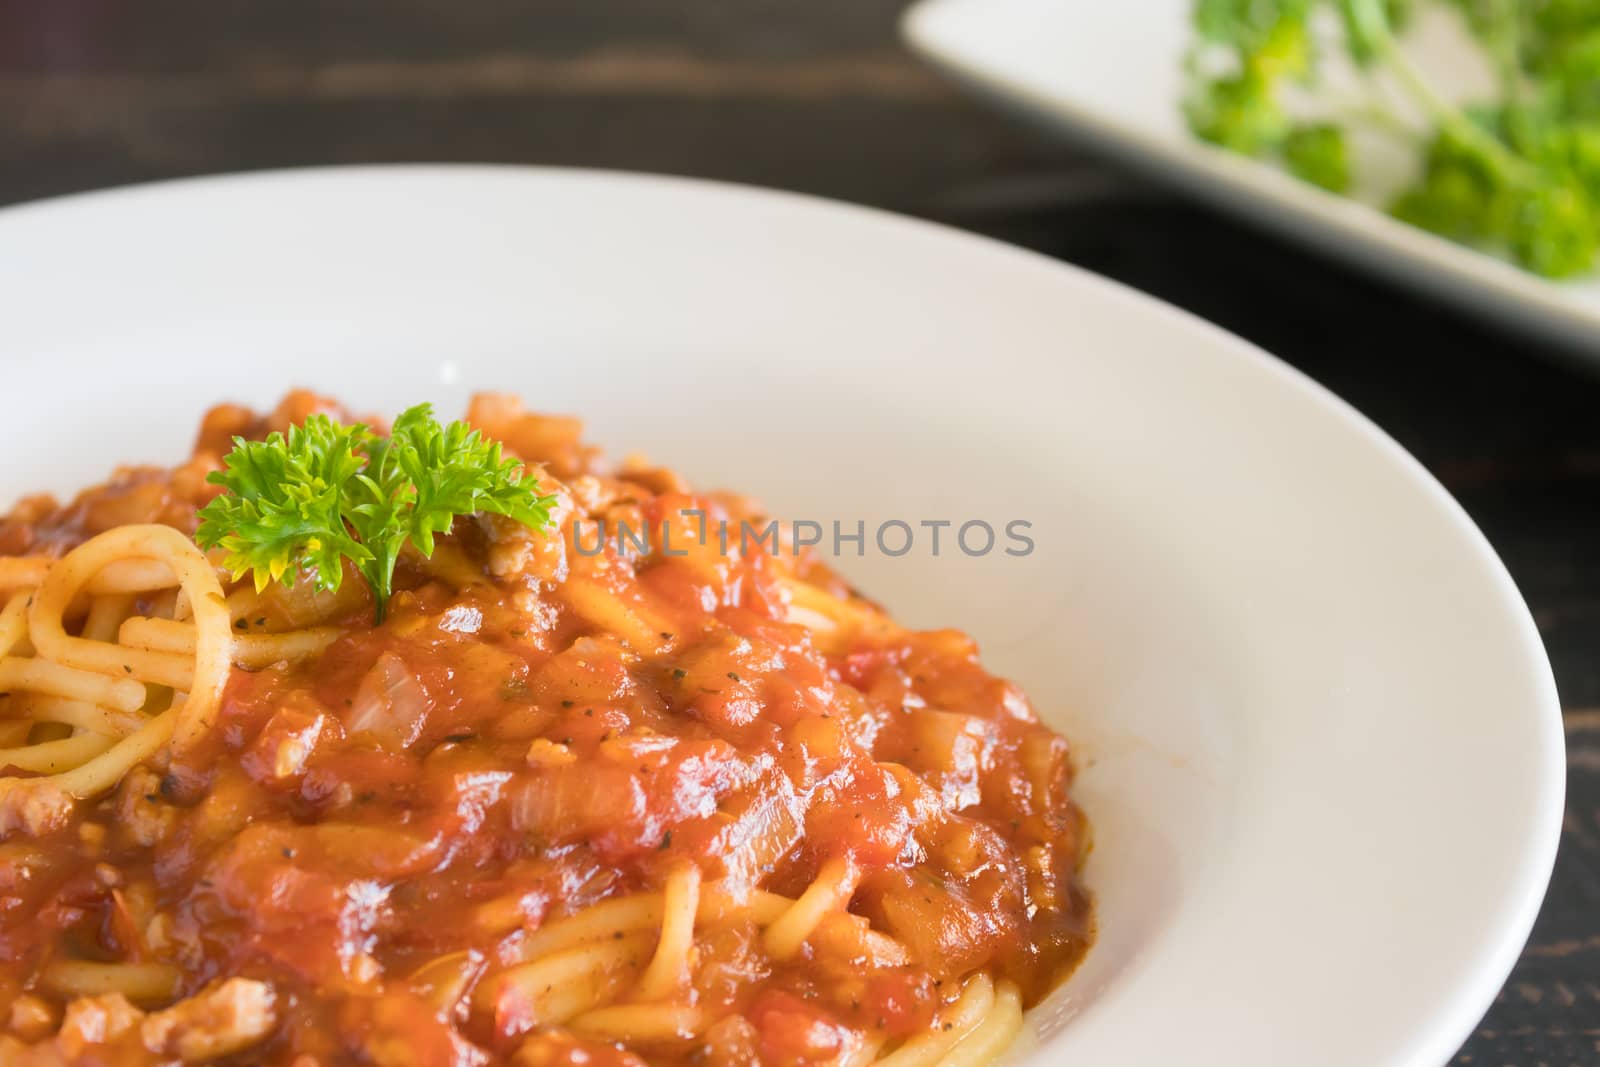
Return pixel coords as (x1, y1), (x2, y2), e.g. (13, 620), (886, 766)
(196, 404), (556, 623)
(1185, 0), (1600, 278)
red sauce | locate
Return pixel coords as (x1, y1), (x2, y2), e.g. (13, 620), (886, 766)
(0, 393), (1091, 1066)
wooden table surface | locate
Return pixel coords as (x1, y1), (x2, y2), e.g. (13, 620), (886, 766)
(2, 1), (1596, 1062)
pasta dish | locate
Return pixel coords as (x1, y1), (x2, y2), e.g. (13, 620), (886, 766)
(0, 393), (1092, 1066)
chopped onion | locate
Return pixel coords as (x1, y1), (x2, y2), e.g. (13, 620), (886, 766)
(347, 652), (430, 749)
(273, 577), (351, 627)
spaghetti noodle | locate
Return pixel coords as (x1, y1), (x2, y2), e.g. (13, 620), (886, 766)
(0, 392), (1091, 1067)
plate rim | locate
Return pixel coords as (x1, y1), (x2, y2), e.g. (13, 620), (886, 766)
(0, 162), (1569, 1064)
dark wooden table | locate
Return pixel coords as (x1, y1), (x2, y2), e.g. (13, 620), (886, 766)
(2, 2), (1596, 1062)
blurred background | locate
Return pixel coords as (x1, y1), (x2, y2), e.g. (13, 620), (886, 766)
(2, 1), (1597, 1063)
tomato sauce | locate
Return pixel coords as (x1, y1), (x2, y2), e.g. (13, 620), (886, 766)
(0, 394), (1091, 1066)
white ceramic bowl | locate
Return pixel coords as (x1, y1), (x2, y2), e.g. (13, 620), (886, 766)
(0, 167), (1564, 1066)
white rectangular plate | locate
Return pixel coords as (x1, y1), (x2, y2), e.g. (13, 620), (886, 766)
(903, 0), (1600, 358)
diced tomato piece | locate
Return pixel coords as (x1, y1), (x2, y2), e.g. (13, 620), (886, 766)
(857, 969), (938, 1037)
(748, 989), (850, 1067)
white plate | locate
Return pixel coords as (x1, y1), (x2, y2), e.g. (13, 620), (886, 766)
(903, 0), (1600, 357)
(0, 167), (1564, 1066)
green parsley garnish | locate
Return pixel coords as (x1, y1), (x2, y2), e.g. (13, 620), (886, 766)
(195, 404), (556, 623)
(1185, 0), (1600, 278)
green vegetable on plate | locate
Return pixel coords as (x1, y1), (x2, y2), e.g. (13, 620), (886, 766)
(1184, 0), (1600, 278)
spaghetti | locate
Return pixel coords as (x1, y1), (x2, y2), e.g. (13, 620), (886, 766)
(0, 392), (1092, 1067)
